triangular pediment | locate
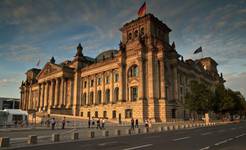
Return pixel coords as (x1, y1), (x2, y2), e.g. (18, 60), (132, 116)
(36, 63), (62, 80)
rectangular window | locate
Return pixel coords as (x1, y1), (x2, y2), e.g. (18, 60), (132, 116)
(97, 78), (101, 85)
(87, 111), (91, 118)
(125, 109), (132, 119)
(112, 110), (116, 119)
(106, 76), (110, 84)
(103, 111), (107, 118)
(131, 86), (138, 101)
(95, 111), (98, 118)
(84, 81), (87, 88)
(81, 112), (83, 117)
(114, 73), (119, 82)
(90, 80), (94, 87)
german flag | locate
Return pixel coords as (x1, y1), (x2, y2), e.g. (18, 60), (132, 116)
(138, 2), (146, 17)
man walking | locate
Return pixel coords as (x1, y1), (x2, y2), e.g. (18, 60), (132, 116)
(62, 117), (66, 129)
(135, 119), (139, 128)
(51, 118), (56, 130)
(131, 118), (134, 130)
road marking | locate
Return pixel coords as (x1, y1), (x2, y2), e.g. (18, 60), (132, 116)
(201, 132), (212, 136)
(123, 144), (153, 150)
(235, 133), (246, 139)
(217, 129), (225, 133)
(214, 140), (227, 146)
(98, 141), (118, 146)
(172, 136), (190, 141)
(144, 136), (160, 139)
(199, 146), (210, 150)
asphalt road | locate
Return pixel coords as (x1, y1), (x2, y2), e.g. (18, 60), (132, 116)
(9, 121), (246, 150)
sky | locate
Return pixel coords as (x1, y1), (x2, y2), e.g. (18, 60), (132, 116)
(0, 0), (245, 98)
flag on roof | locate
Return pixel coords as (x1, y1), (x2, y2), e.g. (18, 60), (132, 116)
(138, 2), (147, 17)
(193, 47), (202, 54)
(36, 59), (40, 67)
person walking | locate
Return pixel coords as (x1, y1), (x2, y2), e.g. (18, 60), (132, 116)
(96, 118), (100, 129)
(62, 117), (66, 129)
(88, 118), (91, 128)
(51, 118), (56, 130)
(131, 118), (135, 130)
(135, 119), (139, 128)
(102, 118), (105, 129)
(145, 119), (148, 128)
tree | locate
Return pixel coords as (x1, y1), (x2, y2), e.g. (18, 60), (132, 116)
(185, 81), (213, 119)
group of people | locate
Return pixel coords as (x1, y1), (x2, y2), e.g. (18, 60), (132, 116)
(144, 118), (152, 128)
(131, 118), (139, 130)
(41, 117), (66, 130)
(88, 118), (106, 129)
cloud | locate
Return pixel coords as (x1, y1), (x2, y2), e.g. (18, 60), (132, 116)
(224, 72), (246, 98)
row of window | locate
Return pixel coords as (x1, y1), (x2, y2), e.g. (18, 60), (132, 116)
(127, 27), (144, 40)
(81, 88), (119, 105)
(81, 109), (133, 119)
(83, 73), (119, 88)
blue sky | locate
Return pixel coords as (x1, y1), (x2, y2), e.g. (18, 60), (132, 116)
(0, 0), (245, 98)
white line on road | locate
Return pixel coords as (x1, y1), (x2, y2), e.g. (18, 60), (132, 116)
(217, 129), (225, 133)
(199, 146), (210, 150)
(123, 144), (153, 150)
(235, 133), (246, 139)
(98, 141), (118, 146)
(201, 132), (212, 136)
(172, 136), (190, 141)
(144, 136), (160, 139)
(214, 140), (228, 146)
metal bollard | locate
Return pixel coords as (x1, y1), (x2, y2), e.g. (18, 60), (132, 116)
(102, 130), (109, 137)
(0, 137), (10, 147)
(157, 127), (163, 132)
(27, 135), (37, 144)
(72, 132), (79, 140)
(52, 134), (60, 142)
(89, 131), (95, 138)
(143, 127), (149, 133)
(115, 129), (121, 136)
(126, 129), (132, 135)
(163, 126), (168, 131)
(135, 128), (141, 134)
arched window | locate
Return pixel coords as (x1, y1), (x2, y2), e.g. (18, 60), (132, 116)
(97, 90), (102, 104)
(134, 30), (138, 38)
(89, 91), (94, 105)
(128, 65), (138, 77)
(114, 87), (119, 102)
(140, 27), (144, 37)
(128, 32), (132, 40)
(131, 86), (138, 101)
(105, 89), (110, 104)
(82, 93), (87, 105)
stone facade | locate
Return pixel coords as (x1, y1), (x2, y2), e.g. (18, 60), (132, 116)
(20, 14), (225, 122)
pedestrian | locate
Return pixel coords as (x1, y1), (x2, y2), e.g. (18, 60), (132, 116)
(88, 118), (91, 128)
(96, 118), (100, 129)
(51, 118), (56, 130)
(131, 118), (134, 130)
(92, 118), (95, 128)
(102, 118), (105, 129)
(145, 119), (148, 128)
(135, 119), (139, 128)
(62, 117), (66, 129)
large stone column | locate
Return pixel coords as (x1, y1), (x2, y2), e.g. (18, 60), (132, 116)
(138, 57), (145, 100)
(94, 76), (97, 104)
(59, 78), (64, 107)
(41, 83), (45, 111)
(64, 78), (67, 106)
(147, 50), (156, 121)
(37, 84), (41, 111)
(54, 78), (60, 107)
(110, 70), (114, 103)
(45, 82), (50, 111)
(102, 73), (105, 104)
(73, 71), (81, 116)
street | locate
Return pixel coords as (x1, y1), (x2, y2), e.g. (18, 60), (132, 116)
(10, 121), (246, 150)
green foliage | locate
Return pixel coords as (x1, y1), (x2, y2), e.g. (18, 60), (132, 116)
(185, 81), (246, 116)
(185, 81), (213, 114)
